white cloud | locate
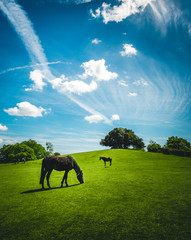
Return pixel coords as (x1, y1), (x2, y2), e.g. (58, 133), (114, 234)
(118, 80), (128, 87)
(91, 0), (153, 24)
(0, 139), (3, 144)
(52, 77), (97, 95)
(91, 0), (188, 37)
(120, 44), (137, 57)
(111, 114), (120, 121)
(0, 0), (112, 125)
(133, 78), (149, 86)
(4, 101), (47, 117)
(25, 69), (46, 91)
(90, 8), (101, 19)
(84, 114), (104, 123)
(0, 124), (8, 131)
(79, 59), (118, 81)
(92, 38), (101, 44)
(129, 92), (137, 97)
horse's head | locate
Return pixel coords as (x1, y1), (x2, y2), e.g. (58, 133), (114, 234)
(77, 170), (84, 184)
(99, 157), (102, 160)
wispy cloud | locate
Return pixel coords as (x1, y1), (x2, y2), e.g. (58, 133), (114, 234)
(48, 0), (92, 4)
(118, 80), (128, 87)
(0, 61), (63, 75)
(0, 0), (52, 78)
(90, 0), (191, 37)
(4, 101), (48, 117)
(133, 78), (149, 86)
(0, 0), (112, 124)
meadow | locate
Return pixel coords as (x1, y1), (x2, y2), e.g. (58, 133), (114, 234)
(0, 149), (191, 240)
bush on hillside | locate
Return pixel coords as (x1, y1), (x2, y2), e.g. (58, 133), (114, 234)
(147, 140), (162, 153)
(162, 147), (191, 157)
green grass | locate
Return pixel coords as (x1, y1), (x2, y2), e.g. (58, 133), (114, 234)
(0, 149), (191, 240)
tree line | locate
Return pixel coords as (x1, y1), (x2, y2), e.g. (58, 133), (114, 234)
(1, 128), (191, 163)
(100, 128), (191, 157)
(0, 139), (60, 163)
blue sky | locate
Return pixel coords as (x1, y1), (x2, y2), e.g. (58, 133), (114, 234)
(0, 0), (191, 154)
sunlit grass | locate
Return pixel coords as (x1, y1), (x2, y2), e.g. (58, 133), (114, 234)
(0, 149), (191, 240)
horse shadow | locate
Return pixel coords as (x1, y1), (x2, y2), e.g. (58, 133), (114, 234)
(21, 184), (80, 194)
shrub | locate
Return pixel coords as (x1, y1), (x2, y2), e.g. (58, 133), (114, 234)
(147, 140), (162, 153)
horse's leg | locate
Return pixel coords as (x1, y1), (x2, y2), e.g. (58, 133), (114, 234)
(46, 169), (53, 189)
(61, 172), (65, 188)
(64, 171), (69, 187)
(41, 169), (48, 189)
(104, 161), (106, 167)
(61, 171), (69, 187)
(110, 160), (111, 166)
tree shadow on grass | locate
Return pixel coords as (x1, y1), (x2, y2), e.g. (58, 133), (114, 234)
(21, 184), (80, 194)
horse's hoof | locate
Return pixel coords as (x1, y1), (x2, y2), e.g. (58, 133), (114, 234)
(66, 184), (68, 187)
(61, 185), (63, 188)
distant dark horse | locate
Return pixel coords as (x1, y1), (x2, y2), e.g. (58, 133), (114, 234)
(40, 155), (84, 189)
(99, 157), (112, 167)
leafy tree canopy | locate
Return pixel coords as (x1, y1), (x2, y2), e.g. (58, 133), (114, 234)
(165, 136), (191, 151)
(0, 139), (53, 163)
(147, 140), (162, 153)
(22, 139), (47, 159)
(100, 128), (145, 149)
(54, 152), (60, 156)
(0, 143), (36, 163)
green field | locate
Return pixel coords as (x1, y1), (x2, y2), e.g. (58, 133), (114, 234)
(0, 149), (191, 240)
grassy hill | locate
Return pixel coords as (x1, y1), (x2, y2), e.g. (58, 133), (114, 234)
(0, 149), (191, 240)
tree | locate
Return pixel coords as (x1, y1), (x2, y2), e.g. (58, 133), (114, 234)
(147, 140), (162, 153)
(22, 139), (47, 159)
(164, 136), (191, 151)
(100, 128), (145, 149)
(0, 143), (36, 163)
(54, 152), (60, 156)
(46, 142), (54, 156)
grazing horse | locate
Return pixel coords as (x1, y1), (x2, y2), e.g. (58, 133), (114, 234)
(40, 155), (84, 189)
(99, 157), (112, 167)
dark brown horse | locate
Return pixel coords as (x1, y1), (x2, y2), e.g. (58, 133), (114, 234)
(40, 155), (84, 189)
(99, 156), (112, 167)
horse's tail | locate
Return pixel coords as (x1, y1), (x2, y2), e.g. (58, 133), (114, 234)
(40, 158), (46, 184)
